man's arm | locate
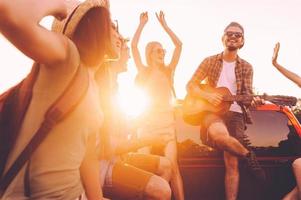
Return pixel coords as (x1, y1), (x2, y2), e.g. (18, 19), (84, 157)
(186, 58), (223, 106)
(0, 0), (69, 66)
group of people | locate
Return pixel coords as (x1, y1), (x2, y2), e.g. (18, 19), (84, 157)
(0, 0), (300, 200)
(0, 0), (183, 199)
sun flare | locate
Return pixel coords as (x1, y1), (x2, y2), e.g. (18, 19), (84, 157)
(117, 85), (149, 118)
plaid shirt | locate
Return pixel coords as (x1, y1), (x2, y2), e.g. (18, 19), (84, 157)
(187, 52), (254, 123)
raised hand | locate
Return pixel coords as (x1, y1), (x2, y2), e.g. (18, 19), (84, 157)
(156, 10), (168, 28)
(272, 42), (280, 66)
(39, 0), (69, 20)
(139, 12), (148, 26)
(53, 0), (68, 20)
(270, 42), (301, 87)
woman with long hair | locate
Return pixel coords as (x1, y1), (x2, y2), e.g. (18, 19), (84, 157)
(131, 11), (184, 200)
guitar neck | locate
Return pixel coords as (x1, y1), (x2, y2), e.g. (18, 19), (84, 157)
(197, 85), (296, 106)
(223, 94), (297, 107)
(223, 95), (266, 102)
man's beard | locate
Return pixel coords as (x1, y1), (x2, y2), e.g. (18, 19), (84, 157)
(227, 45), (238, 51)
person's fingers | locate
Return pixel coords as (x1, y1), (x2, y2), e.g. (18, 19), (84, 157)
(212, 98), (221, 106)
(217, 94), (223, 100)
(155, 12), (160, 20)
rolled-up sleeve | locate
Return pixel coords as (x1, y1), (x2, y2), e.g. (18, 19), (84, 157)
(186, 58), (209, 93)
(243, 64), (253, 95)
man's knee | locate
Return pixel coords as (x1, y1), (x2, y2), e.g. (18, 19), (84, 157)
(208, 122), (229, 142)
(144, 175), (171, 200)
(292, 158), (301, 170)
(158, 157), (172, 181)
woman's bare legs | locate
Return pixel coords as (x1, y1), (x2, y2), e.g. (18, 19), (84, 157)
(164, 140), (185, 200)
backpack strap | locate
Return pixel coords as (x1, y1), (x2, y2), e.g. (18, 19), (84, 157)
(0, 64), (39, 179)
(0, 64), (89, 197)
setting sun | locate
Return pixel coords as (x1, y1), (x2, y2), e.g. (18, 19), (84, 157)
(117, 85), (149, 118)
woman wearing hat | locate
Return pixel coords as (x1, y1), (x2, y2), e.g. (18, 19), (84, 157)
(0, 0), (115, 199)
(131, 11), (184, 200)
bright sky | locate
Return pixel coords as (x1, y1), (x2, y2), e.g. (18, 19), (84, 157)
(1, 0), (301, 100)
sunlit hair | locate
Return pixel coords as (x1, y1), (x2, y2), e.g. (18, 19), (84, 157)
(145, 41), (163, 66)
(72, 7), (112, 67)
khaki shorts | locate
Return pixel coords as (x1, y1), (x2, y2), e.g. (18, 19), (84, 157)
(103, 153), (160, 200)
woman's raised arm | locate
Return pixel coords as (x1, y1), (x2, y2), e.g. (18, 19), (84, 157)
(156, 11), (182, 70)
(0, 0), (70, 66)
(131, 12), (148, 71)
(272, 42), (301, 87)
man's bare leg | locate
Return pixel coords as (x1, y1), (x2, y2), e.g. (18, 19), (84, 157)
(282, 187), (299, 200)
(207, 122), (247, 200)
(224, 151), (239, 200)
(208, 122), (249, 158)
(293, 158), (301, 199)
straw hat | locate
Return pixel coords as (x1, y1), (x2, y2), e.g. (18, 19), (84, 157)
(52, 0), (110, 38)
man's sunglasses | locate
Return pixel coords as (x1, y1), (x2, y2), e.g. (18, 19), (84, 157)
(225, 31), (243, 38)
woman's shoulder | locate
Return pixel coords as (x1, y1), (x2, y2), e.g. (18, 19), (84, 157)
(64, 39), (81, 69)
(42, 39), (80, 71)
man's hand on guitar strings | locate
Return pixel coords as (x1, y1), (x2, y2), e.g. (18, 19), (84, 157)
(206, 92), (223, 106)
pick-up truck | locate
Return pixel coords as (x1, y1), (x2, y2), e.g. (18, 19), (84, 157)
(175, 104), (301, 200)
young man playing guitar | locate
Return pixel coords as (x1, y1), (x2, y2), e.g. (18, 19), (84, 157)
(186, 22), (266, 200)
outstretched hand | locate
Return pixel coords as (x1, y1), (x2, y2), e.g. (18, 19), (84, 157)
(156, 10), (168, 28)
(139, 12), (148, 25)
(272, 42), (280, 66)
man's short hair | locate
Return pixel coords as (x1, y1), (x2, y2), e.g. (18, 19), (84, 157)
(224, 22), (244, 34)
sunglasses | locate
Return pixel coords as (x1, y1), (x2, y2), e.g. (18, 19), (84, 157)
(225, 31), (243, 38)
(111, 20), (119, 33)
(153, 48), (166, 54)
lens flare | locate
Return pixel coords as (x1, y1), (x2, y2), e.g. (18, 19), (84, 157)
(117, 86), (149, 118)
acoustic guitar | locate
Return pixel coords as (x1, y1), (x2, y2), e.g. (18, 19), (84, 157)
(182, 84), (297, 125)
